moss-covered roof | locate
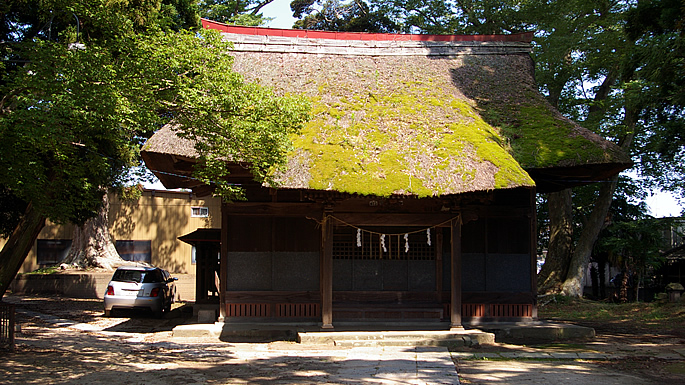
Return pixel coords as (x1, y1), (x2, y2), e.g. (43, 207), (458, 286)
(142, 23), (630, 197)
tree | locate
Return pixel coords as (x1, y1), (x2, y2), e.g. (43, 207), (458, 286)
(625, 0), (685, 193)
(0, 0), (310, 297)
(61, 194), (124, 270)
(290, 0), (398, 32)
(198, 0), (275, 26)
(545, 0), (685, 297)
(596, 219), (668, 302)
(371, 0), (528, 34)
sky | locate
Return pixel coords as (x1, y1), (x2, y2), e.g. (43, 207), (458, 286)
(645, 191), (683, 217)
(261, 0), (297, 29)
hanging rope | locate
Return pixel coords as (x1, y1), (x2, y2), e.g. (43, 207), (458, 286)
(325, 214), (459, 236)
(326, 214), (461, 255)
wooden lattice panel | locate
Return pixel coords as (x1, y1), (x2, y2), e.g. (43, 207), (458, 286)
(454, 303), (534, 319)
(333, 230), (435, 261)
(276, 303), (320, 318)
(226, 303), (271, 317)
(462, 303), (486, 317)
(489, 304), (533, 318)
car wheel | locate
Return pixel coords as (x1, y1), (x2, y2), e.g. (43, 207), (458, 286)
(155, 296), (165, 319)
(104, 309), (111, 317)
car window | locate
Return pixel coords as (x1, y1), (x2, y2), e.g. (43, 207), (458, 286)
(142, 269), (164, 283)
(112, 269), (145, 283)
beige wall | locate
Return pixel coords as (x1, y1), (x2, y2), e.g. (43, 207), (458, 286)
(15, 189), (221, 274)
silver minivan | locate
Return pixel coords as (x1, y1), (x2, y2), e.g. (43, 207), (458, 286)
(104, 266), (177, 318)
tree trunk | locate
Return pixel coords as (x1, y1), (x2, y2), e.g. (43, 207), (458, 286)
(634, 270), (642, 302)
(590, 264), (599, 298)
(561, 176), (618, 297)
(537, 189), (573, 294)
(620, 266), (630, 302)
(561, 106), (636, 298)
(0, 203), (46, 298)
(62, 193), (125, 270)
(598, 258), (607, 299)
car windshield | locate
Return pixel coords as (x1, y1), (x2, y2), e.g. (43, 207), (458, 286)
(143, 269), (164, 283)
(112, 269), (145, 283)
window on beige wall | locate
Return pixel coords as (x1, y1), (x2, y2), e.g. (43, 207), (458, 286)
(115, 240), (152, 263)
(191, 207), (209, 217)
(37, 239), (72, 265)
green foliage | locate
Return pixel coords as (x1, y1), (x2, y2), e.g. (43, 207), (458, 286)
(0, 0), (200, 225)
(198, 0), (274, 26)
(624, 0), (685, 192)
(1, 0), (310, 224)
(118, 184), (144, 202)
(370, 0), (530, 34)
(596, 218), (668, 273)
(291, 0), (398, 32)
(0, 186), (27, 237)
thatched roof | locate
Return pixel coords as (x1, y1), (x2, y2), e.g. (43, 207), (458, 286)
(142, 20), (631, 196)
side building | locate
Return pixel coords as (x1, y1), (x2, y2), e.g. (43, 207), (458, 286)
(5, 189), (221, 300)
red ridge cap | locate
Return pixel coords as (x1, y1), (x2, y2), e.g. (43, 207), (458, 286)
(201, 19), (534, 43)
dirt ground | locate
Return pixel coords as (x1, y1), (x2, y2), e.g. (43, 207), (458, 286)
(1, 294), (684, 384)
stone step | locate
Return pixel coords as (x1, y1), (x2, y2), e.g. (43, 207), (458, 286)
(298, 329), (495, 347)
(333, 338), (468, 348)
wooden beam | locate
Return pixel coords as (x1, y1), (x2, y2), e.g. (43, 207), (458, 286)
(223, 202), (322, 217)
(321, 211), (334, 329)
(450, 216), (463, 329)
(529, 188), (539, 319)
(331, 213), (457, 227)
(224, 291), (321, 303)
(436, 229), (443, 294)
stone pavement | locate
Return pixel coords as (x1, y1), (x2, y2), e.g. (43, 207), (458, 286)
(7, 303), (684, 385)
(11, 306), (460, 384)
(215, 343), (461, 384)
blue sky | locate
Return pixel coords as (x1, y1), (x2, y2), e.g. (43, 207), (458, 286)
(261, 0), (297, 29)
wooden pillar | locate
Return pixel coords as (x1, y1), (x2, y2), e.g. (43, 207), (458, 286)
(218, 203), (229, 321)
(435, 229), (443, 294)
(529, 188), (539, 319)
(195, 243), (203, 303)
(321, 210), (334, 329)
(450, 216), (463, 329)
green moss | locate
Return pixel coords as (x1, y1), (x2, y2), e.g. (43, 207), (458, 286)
(289, 77), (535, 197)
(480, 92), (618, 169)
(328, 107), (344, 119)
(499, 104), (604, 167)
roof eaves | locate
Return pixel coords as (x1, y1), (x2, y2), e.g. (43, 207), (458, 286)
(201, 18), (534, 44)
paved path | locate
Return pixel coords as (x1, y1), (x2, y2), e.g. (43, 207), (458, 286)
(10, 307), (460, 384)
(5, 303), (683, 384)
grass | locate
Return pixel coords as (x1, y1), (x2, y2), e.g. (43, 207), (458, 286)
(538, 296), (685, 333)
(22, 266), (61, 275)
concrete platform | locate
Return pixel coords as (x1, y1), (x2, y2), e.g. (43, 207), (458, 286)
(171, 320), (595, 347)
(299, 329), (495, 348)
(472, 321), (596, 343)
